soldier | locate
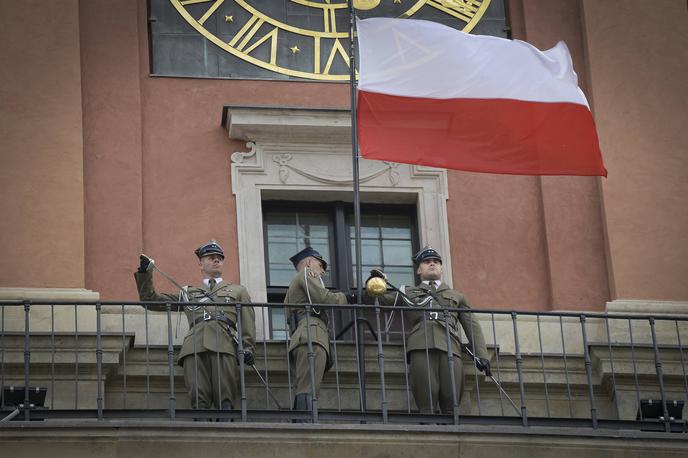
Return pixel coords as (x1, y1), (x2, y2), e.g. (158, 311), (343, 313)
(285, 247), (347, 413)
(134, 240), (255, 417)
(367, 246), (491, 414)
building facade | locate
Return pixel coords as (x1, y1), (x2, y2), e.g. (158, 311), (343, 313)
(1, 1), (687, 453)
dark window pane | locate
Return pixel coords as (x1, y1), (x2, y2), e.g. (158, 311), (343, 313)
(271, 308), (288, 340)
(267, 239), (298, 264)
(351, 239), (382, 266)
(350, 214), (380, 238)
(268, 265), (297, 287)
(264, 211), (331, 287)
(383, 266), (416, 288)
(382, 239), (413, 265)
(265, 212), (298, 238)
(380, 215), (412, 239)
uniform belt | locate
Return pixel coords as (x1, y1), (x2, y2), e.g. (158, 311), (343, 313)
(426, 311), (444, 320)
(293, 311), (327, 327)
(190, 313), (235, 329)
(426, 310), (456, 323)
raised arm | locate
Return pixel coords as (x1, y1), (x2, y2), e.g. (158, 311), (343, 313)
(133, 270), (181, 311)
(362, 269), (402, 306)
(302, 269), (347, 305)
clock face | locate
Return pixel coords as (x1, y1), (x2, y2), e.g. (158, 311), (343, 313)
(169, 0), (493, 81)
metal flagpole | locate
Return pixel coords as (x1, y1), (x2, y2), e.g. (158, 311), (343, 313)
(347, 1), (367, 412)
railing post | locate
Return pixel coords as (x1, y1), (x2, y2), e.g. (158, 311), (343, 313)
(236, 302), (248, 422)
(191, 307), (199, 410)
(96, 302), (104, 420)
(214, 312), (223, 420)
(1, 306), (5, 411)
(121, 304), (127, 409)
(23, 300), (31, 421)
(400, 309), (412, 414)
(261, 322), (270, 409)
(628, 319), (642, 420)
(422, 310), (433, 415)
(444, 308), (460, 425)
(304, 305), (318, 423)
(285, 319), (293, 410)
(143, 304), (150, 409)
(604, 317), (621, 420)
(74, 304), (79, 409)
(559, 316), (574, 417)
(511, 312), (527, 426)
(165, 302), (176, 420)
(469, 310), (482, 415)
(490, 313), (504, 416)
(675, 321), (688, 405)
(536, 315), (550, 417)
(649, 317), (671, 432)
(579, 314), (597, 428)
(50, 304), (56, 410)
(329, 308), (342, 412)
(374, 300), (388, 423)
(355, 308), (367, 414)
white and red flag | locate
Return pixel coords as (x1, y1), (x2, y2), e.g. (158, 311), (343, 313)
(356, 18), (607, 177)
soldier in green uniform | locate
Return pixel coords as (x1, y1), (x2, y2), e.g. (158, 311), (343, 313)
(134, 240), (256, 415)
(367, 246), (491, 414)
(285, 247), (347, 413)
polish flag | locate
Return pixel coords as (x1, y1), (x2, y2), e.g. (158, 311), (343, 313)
(356, 18), (607, 177)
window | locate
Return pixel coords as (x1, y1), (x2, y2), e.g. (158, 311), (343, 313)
(263, 201), (418, 340)
(350, 213), (416, 289)
(265, 211), (334, 288)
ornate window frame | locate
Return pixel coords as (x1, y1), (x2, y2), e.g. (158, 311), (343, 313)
(225, 107), (451, 338)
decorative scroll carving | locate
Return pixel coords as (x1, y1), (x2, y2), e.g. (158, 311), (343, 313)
(230, 142), (257, 163)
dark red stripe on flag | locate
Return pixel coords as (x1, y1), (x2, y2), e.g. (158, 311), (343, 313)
(357, 91), (607, 177)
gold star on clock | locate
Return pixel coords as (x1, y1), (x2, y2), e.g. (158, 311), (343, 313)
(224, 15), (233, 22)
(393, 0), (402, 4)
(290, 45), (300, 54)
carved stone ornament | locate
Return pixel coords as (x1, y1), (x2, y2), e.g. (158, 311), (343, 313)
(230, 142), (257, 163)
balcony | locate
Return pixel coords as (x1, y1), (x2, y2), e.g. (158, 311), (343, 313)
(1, 300), (687, 457)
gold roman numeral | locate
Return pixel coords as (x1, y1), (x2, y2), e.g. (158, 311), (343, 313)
(228, 15), (279, 65)
(180, 0), (225, 26)
(427, 0), (481, 23)
(323, 5), (338, 34)
(322, 39), (349, 75)
(314, 6), (349, 75)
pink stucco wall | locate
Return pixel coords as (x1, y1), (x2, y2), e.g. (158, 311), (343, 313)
(581, 0), (688, 301)
(0, 0), (85, 288)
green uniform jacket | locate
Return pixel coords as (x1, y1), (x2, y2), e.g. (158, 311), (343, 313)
(372, 282), (488, 360)
(134, 271), (256, 365)
(285, 267), (347, 363)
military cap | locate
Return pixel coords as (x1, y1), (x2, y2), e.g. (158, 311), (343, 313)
(194, 240), (224, 259)
(413, 246), (442, 265)
(289, 246), (328, 271)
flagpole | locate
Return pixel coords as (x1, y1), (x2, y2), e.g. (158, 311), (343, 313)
(348, 1), (367, 413)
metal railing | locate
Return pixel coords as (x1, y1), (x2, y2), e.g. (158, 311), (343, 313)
(0, 300), (686, 433)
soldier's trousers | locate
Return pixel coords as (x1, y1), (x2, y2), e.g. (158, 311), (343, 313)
(409, 349), (464, 414)
(291, 343), (327, 396)
(182, 351), (238, 409)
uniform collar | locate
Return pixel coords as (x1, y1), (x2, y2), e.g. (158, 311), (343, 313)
(421, 280), (442, 289)
(203, 277), (224, 289)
